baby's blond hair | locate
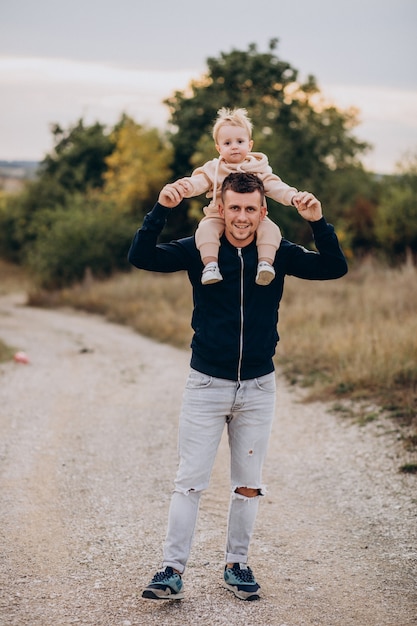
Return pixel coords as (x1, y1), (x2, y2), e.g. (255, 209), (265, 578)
(212, 107), (253, 143)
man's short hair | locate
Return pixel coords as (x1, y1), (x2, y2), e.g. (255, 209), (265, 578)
(221, 172), (265, 204)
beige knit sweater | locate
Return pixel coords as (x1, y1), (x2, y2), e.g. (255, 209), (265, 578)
(183, 153), (297, 217)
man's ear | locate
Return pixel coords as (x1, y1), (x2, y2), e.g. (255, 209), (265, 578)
(260, 205), (267, 221)
(218, 202), (224, 217)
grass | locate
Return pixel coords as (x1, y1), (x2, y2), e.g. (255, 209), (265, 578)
(0, 258), (30, 296)
(399, 463), (417, 474)
(0, 340), (14, 363)
(277, 257), (417, 429)
(0, 260), (27, 362)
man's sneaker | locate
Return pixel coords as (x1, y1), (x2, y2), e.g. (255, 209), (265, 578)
(256, 261), (275, 286)
(202, 262), (223, 285)
(223, 563), (260, 601)
(142, 566), (184, 600)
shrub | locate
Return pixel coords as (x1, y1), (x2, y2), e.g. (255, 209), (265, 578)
(25, 200), (136, 289)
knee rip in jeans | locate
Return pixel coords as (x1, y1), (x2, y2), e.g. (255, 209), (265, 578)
(234, 486), (262, 499)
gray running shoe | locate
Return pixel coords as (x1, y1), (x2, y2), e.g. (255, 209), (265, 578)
(223, 563), (260, 601)
(142, 566), (184, 600)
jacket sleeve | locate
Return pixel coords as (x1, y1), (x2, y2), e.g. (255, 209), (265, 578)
(282, 218), (348, 280)
(127, 203), (194, 273)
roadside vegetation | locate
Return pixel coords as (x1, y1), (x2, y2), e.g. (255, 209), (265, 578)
(0, 40), (416, 465)
(0, 260), (28, 361)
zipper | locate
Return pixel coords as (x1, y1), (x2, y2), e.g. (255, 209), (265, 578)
(237, 248), (244, 382)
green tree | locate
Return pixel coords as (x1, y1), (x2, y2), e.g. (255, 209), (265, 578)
(25, 196), (136, 289)
(375, 152), (417, 260)
(40, 119), (115, 193)
(164, 39), (372, 242)
(103, 115), (172, 215)
(1, 119), (116, 262)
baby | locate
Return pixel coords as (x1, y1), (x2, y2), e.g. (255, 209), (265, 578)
(179, 107), (303, 285)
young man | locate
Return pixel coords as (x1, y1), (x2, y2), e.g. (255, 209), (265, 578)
(128, 172), (347, 601)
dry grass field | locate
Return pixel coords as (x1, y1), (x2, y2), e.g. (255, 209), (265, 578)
(0, 260), (30, 361)
(24, 258), (417, 440)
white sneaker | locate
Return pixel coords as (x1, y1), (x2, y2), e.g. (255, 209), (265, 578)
(202, 262), (223, 285)
(256, 262), (275, 286)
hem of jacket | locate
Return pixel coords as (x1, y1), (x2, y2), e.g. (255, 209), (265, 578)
(190, 354), (275, 382)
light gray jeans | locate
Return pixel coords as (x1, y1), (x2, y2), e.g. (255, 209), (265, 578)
(162, 368), (276, 573)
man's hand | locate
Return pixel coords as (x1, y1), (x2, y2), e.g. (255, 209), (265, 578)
(158, 181), (189, 209)
(176, 177), (193, 194)
(293, 191), (322, 222)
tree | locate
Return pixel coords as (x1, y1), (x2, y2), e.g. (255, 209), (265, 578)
(164, 40), (372, 242)
(0, 119), (123, 275)
(103, 115), (173, 215)
(40, 119), (115, 193)
(375, 152), (417, 260)
(25, 197), (135, 289)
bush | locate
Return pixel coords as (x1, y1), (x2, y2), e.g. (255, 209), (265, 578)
(25, 200), (137, 289)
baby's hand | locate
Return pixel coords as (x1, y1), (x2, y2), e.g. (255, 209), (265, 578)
(292, 192), (303, 208)
(177, 178), (192, 194)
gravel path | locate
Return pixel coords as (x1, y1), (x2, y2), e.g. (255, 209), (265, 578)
(0, 293), (416, 626)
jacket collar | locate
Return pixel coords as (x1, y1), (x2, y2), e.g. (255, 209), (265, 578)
(220, 233), (258, 253)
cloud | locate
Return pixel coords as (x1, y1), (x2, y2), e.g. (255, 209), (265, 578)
(1, 56), (416, 172)
(320, 84), (417, 171)
(0, 56), (195, 159)
(323, 84), (417, 128)
(0, 56), (195, 90)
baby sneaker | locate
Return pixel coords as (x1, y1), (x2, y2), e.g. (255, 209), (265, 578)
(256, 261), (275, 286)
(202, 262), (223, 285)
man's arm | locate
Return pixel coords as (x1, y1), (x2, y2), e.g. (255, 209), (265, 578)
(128, 182), (195, 273)
(281, 192), (348, 280)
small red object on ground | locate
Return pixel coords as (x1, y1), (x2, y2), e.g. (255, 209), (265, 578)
(14, 351), (30, 364)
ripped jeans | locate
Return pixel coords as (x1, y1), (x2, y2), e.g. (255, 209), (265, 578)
(162, 368), (276, 573)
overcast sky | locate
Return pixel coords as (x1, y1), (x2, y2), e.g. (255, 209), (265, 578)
(0, 0), (416, 173)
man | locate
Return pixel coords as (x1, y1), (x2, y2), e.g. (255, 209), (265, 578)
(128, 172), (347, 601)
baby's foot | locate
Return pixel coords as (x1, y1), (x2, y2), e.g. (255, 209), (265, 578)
(256, 262), (275, 286)
(202, 262), (223, 285)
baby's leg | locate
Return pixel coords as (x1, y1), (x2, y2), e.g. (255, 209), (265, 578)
(195, 216), (225, 265)
(256, 217), (282, 264)
(255, 217), (282, 286)
(195, 215), (225, 285)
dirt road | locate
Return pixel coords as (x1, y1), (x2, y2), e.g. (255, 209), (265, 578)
(0, 294), (416, 626)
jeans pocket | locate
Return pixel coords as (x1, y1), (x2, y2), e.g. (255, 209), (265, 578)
(254, 373), (276, 393)
(186, 369), (213, 389)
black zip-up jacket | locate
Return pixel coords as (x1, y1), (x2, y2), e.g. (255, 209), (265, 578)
(128, 203), (348, 381)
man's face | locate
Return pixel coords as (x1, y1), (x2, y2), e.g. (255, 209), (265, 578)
(219, 190), (267, 248)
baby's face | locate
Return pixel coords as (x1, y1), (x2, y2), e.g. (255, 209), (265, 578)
(216, 124), (253, 164)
